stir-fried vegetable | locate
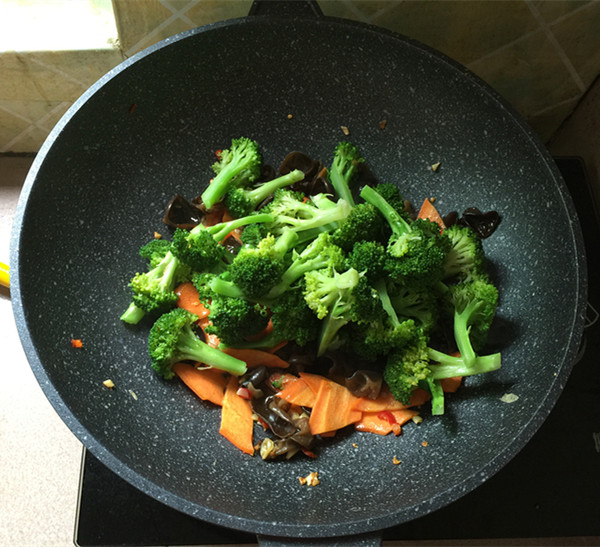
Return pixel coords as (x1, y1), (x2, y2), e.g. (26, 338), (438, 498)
(120, 138), (502, 459)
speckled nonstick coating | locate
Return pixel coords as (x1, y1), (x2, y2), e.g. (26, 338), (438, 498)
(10, 9), (587, 543)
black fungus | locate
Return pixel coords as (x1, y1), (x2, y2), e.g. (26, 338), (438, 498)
(163, 195), (205, 229)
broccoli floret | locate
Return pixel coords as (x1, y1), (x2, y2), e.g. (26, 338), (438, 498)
(172, 212), (274, 271)
(447, 276), (499, 365)
(328, 141), (365, 206)
(148, 308), (247, 379)
(383, 333), (431, 404)
(344, 240), (387, 281)
(240, 222), (268, 247)
(227, 229), (299, 299)
(264, 232), (345, 300)
(389, 283), (438, 334)
(204, 296), (270, 346)
(361, 185), (450, 287)
(224, 169), (305, 218)
(139, 239), (172, 267)
(121, 249), (190, 324)
(191, 271), (219, 302)
(262, 190), (352, 236)
(200, 137), (262, 210)
(373, 182), (406, 214)
(442, 224), (486, 281)
(269, 283), (321, 347)
(351, 316), (418, 360)
(330, 203), (386, 251)
(304, 267), (362, 355)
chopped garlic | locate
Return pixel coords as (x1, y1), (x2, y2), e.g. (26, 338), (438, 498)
(341, 125), (350, 136)
(431, 161), (441, 172)
(153, 231), (162, 239)
(411, 415), (423, 425)
(393, 456), (401, 465)
(500, 393), (519, 403)
(102, 379), (115, 389)
(299, 471), (320, 486)
(129, 389), (138, 400)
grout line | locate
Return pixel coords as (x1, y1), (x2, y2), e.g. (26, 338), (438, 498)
(525, 0), (586, 92)
(160, 0), (198, 28)
(530, 93), (581, 117)
(27, 55), (90, 90)
(0, 101), (70, 153)
(124, 0), (199, 57)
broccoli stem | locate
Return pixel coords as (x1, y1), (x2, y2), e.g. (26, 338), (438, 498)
(120, 302), (146, 324)
(453, 300), (482, 368)
(210, 277), (246, 299)
(360, 185), (411, 237)
(245, 169), (304, 203)
(425, 376), (445, 415)
(427, 348), (501, 379)
(177, 325), (247, 375)
(205, 212), (274, 242)
(373, 278), (400, 327)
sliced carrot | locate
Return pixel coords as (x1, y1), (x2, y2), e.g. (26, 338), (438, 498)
(308, 380), (362, 436)
(440, 376), (463, 393)
(276, 376), (316, 407)
(173, 362), (228, 406)
(175, 282), (210, 319)
(219, 375), (254, 455)
(352, 386), (412, 413)
(222, 348), (290, 369)
(417, 198), (446, 230)
(354, 409), (419, 436)
(297, 372), (327, 395)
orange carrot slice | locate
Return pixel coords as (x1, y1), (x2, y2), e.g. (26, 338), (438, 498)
(222, 348), (290, 369)
(219, 375), (254, 455)
(175, 282), (210, 318)
(417, 198), (446, 230)
(308, 380), (362, 436)
(173, 362), (227, 406)
(354, 409), (419, 436)
(276, 376), (316, 407)
(440, 376), (463, 393)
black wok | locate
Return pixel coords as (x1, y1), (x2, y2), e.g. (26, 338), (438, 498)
(10, 1), (587, 543)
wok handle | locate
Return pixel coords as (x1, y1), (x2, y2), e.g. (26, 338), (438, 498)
(249, 0), (323, 18)
(257, 531), (382, 546)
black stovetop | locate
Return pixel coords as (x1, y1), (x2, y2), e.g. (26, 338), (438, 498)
(74, 157), (600, 546)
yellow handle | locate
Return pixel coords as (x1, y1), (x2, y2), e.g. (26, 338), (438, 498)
(0, 261), (9, 288)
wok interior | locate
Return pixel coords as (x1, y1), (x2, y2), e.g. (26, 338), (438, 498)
(13, 16), (586, 536)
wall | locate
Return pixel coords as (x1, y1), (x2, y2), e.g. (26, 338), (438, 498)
(0, 0), (599, 153)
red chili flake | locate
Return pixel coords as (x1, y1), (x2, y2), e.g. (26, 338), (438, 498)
(377, 410), (397, 425)
(256, 416), (269, 430)
(128, 103), (137, 114)
(70, 338), (83, 348)
(301, 448), (318, 459)
(215, 149), (223, 160)
(236, 386), (252, 400)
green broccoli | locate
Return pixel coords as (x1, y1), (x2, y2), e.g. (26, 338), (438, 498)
(204, 295), (270, 346)
(389, 283), (438, 334)
(442, 224), (486, 281)
(200, 137), (262, 210)
(227, 228), (300, 299)
(139, 238), (172, 267)
(361, 185), (450, 287)
(264, 232), (345, 300)
(383, 333), (431, 404)
(224, 169), (305, 218)
(446, 276), (499, 366)
(148, 308), (247, 379)
(372, 182), (406, 214)
(303, 267), (362, 355)
(262, 190), (352, 237)
(328, 141), (365, 206)
(343, 240), (387, 281)
(172, 212), (274, 271)
(121, 248), (190, 324)
(329, 203), (387, 251)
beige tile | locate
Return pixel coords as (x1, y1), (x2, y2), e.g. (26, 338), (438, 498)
(320, 0), (540, 65)
(532, 0), (591, 23)
(468, 29), (582, 119)
(526, 95), (580, 142)
(112, 0), (174, 53)
(550, 1), (600, 88)
(0, 49), (122, 102)
(186, 0), (252, 26)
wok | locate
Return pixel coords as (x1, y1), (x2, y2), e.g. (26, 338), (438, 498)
(10, 1), (587, 543)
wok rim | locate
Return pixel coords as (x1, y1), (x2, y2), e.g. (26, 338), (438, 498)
(9, 13), (588, 539)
